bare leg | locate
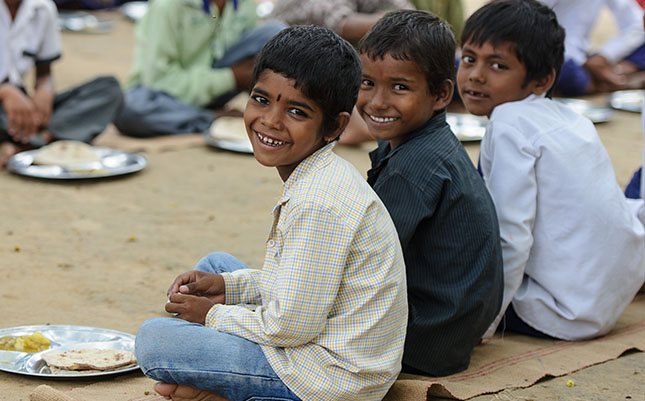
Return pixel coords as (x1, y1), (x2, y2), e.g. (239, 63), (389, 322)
(154, 382), (231, 401)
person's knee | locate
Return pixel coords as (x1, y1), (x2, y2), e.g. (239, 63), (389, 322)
(135, 317), (173, 371)
(194, 252), (234, 273)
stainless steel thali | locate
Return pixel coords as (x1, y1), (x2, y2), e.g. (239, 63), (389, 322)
(204, 132), (254, 154)
(554, 97), (615, 123)
(0, 325), (138, 378)
(446, 113), (487, 142)
(6, 147), (147, 180)
(609, 90), (645, 113)
(204, 116), (253, 154)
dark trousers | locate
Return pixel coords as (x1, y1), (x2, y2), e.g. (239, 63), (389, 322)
(114, 20), (287, 138)
(499, 305), (555, 340)
(0, 75), (123, 145)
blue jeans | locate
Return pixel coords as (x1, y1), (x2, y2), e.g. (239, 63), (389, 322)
(135, 252), (301, 401)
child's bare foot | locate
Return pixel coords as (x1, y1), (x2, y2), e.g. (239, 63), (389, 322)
(153, 382), (231, 401)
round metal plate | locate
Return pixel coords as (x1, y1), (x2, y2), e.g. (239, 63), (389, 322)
(6, 147), (147, 180)
(0, 325), (138, 378)
(609, 90), (644, 113)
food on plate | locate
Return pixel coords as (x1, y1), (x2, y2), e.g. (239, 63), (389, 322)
(42, 348), (137, 372)
(32, 140), (101, 167)
(209, 116), (248, 142)
(0, 332), (50, 352)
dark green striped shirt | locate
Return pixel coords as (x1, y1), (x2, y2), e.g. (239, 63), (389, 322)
(367, 111), (503, 376)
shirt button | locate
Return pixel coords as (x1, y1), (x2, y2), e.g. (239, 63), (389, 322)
(267, 239), (275, 247)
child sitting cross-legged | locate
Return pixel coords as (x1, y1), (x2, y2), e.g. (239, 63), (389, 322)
(457, 0), (645, 340)
(357, 10), (504, 376)
(134, 25), (408, 401)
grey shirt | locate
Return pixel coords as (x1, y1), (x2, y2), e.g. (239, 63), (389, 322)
(269, 0), (414, 34)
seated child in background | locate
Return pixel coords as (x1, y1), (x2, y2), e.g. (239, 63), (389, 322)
(357, 10), (503, 376)
(539, 0), (645, 97)
(457, 0), (645, 340)
(114, 0), (286, 138)
(0, 0), (122, 165)
(135, 25), (408, 401)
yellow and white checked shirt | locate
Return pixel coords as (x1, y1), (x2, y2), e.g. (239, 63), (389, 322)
(206, 143), (408, 401)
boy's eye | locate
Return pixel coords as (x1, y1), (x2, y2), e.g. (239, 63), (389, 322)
(461, 55), (475, 64)
(251, 94), (269, 104)
(393, 83), (408, 91)
(288, 107), (308, 118)
(492, 62), (508, 70)
(361, 79), (374, 87)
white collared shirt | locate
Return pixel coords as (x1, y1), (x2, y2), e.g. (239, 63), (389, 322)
(0, 0), (60, 86)
(539, 0), (645, 64)
(481, 94), (645, 340)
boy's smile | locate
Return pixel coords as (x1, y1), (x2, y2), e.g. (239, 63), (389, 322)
(357, 54), (442, 148)
(245, 70), (330, 182)
(457, 41), (541, 117)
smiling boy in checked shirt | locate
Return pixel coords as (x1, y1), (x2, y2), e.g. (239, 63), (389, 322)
(135, 25), (408, 401)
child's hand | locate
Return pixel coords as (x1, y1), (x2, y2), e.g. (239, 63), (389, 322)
(167, 271), (226, 304)
(166, 293), (215, 325)
(0, 84), (39, 143)
(584, 55), (627, 91)
(31, 88), (54, 128)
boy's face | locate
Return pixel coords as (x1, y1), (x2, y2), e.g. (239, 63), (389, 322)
(357, 53), (443, 148)
(245, 70), (331, 182)
(457, 40), (538, 117)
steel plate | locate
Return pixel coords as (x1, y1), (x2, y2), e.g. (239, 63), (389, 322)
(609, 90), (645, 113)
(204, 117), (253, 154)
(554, 98), (615, 124)
(0, 325), (138, 378)
(446, 113), (487, 142)
(120, 1), (148, 21)
(6, 147), (147, 180)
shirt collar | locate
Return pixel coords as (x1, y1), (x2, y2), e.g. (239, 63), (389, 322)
(272, 142), (336, 213)
(369, 110), (448, 165)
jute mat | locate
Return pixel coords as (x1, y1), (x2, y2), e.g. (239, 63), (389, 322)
(384, 294), (645, 400)
(29, 295), (645, 401)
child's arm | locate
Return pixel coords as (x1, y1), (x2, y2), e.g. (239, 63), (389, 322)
(599, 0), (645, 65)
(31, 63), (55, 129)
(0, 84), (39, 142)
(136, 0), (256, 106)
(480, 122), (537, 336)
(204, 205), (348, 347)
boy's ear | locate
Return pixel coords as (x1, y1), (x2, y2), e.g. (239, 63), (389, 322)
(532, 68), (557, 96)
(432, 79), (455, 111)
(324, 111), (351, 142)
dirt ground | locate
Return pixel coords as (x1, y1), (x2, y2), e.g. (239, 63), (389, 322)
(1, 2), (644, 400)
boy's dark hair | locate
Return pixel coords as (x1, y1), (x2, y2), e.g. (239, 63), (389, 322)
(461, 0), (565, 96)
(359, 10), (456, 97)
(251, 25), (362, 136)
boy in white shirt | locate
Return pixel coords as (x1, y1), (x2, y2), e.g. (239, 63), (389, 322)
(539, 0), (645, 96)
(0, 0), (122, 165)
(457, 0), (645, 340)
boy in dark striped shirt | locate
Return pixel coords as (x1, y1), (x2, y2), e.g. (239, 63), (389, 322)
(356, 9), (503, 376)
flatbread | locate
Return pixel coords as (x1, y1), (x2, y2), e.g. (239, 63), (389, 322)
(209, 116), (249, 142)
(32, 140), (101, 167)
(223, 92), (249, 113)
(42, 348), (137, 371)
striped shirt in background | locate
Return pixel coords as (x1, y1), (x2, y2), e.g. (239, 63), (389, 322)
(206, 143), (408, 401)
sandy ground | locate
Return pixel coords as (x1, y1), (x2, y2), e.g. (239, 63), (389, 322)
(1, 2), (644, 400)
